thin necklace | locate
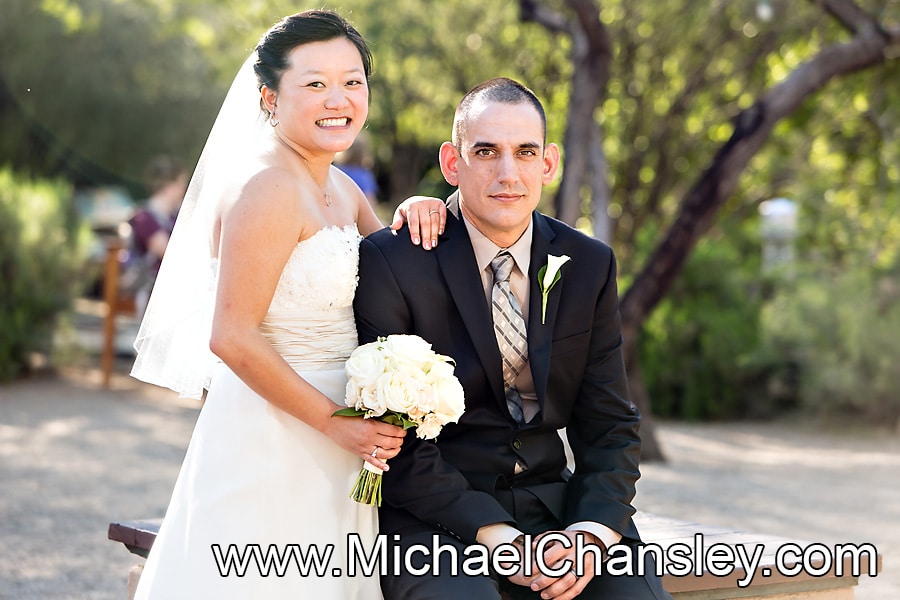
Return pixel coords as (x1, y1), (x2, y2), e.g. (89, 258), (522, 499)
(302, 160), (332, 208)
(275, 133), (332, 207)
(307, 164), (332, 208)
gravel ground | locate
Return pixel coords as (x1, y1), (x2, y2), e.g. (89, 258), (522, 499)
(1, 365), (897, 599)
(635, 418), (899, 599)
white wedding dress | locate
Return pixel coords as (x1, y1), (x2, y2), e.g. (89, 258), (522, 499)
(135, 225), (382, 600)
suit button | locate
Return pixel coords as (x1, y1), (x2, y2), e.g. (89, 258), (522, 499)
(513, 439), (522, 450)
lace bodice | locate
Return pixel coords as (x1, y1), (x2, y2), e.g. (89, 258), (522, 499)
(260, 225), (363, 370)
(268, 225), (362, 313)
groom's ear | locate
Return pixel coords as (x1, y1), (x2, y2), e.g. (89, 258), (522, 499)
(542, 142), (561, 185)
(439, 142), (460, 187)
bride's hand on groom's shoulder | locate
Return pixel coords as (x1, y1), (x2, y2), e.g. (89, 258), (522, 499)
(391, 196), (446, 251)
(326, 415), (406, 471)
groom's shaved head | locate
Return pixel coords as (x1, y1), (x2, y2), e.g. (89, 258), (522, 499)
(452, 77), (547, 148)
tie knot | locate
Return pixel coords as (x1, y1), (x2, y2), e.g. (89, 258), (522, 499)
(490, 251), (514, 284)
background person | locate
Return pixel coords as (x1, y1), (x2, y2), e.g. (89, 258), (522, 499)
(125, 155), (187, 316)
(336, 132), (379, 205)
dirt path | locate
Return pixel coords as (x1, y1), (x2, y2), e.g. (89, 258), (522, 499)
(636, 420), (899, 599)
(1, 369), (896, 598)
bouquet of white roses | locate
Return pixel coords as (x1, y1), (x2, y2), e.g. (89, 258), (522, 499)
(334, 334), (465, 506)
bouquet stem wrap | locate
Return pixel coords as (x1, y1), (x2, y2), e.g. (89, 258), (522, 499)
(351, 461), (384, 506)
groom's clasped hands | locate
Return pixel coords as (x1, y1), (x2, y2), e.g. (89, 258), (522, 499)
(508, 530), (603, 600)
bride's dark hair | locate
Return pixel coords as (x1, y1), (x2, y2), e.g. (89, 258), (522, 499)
(253, 10), (372, 115)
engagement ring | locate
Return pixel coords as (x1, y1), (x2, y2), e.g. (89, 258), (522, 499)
(372, 447), (379, 458)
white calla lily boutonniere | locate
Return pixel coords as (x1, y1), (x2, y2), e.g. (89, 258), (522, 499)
(537, 254), (571, 324)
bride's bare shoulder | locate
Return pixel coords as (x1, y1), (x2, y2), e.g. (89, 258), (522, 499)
(220, 160), (296, 210)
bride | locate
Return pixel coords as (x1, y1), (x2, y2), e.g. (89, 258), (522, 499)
(130, 10), (444, 599)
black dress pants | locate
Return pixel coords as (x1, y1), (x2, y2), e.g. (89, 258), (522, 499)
(380, 487), (671, 600)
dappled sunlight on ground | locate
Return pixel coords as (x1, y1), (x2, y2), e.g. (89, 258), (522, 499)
(0, 372), (200, 599)
(636, 420), (900, 600)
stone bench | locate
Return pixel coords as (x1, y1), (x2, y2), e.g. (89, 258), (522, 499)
(108, 513), (880, 599)
(634, 513), (880, 599)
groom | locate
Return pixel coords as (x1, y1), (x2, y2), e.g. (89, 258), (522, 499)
(354, 78), (669, 599)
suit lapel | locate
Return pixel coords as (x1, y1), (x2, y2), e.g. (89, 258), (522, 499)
(527, 214), (560, 408)
(437, 193), (505, 402)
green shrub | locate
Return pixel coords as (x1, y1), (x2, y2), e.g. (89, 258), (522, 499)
(760, 266), (900, 427)
(639, 239), (791, 420)
(0, 169), (89, 380)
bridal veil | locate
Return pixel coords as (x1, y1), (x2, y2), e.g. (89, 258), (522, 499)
(131, 54), (266, 398)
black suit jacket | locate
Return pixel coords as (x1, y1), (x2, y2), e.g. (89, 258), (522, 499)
(354, 196), (642, 545)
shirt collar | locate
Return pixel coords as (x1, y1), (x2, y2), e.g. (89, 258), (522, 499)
(463, 213), (534, 280)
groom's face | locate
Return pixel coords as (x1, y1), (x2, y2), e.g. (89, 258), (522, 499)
(440, 100), (559, 247)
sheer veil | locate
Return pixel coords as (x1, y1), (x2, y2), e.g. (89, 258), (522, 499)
(131, 54), (267, 398)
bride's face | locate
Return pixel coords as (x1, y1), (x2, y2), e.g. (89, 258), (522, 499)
(273, 37), (369, 156)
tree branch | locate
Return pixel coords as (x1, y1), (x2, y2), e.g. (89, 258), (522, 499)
(620, 0), (899, 329)
(817, 0), (883, 37)
(518, 0), (572, 35)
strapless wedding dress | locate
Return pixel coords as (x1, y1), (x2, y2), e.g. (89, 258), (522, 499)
(135, 225), (382, 599)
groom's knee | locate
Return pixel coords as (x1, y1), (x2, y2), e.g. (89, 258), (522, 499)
(379, 527), (501, 600)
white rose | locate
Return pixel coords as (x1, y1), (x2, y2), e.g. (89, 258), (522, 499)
(376, 371), (422, 415)
(426, 359), (455, 382)
(359, 383), (386, 416)
(416, 413), (445, 440)
(384, 334), (434, 371)
(406, 405), (427, 423)
(432, 375), (466, 425)
(410, 383), (438, 420)
(346, 342), (386, 387)
(345, 379), (361, 409)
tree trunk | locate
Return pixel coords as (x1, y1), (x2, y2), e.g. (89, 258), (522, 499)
(520, 0), (611, 227)
(385, 141), (428, 206)
(589, 120), (612, 243)
(521, 0), (668, 458)
(621, 325), (665, 462)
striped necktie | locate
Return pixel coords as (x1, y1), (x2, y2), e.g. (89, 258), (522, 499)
(490, 251), (527, 424)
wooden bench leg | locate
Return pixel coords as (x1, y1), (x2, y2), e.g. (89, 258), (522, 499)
(101, 239), (123, 388)
(127, 564), (143, 600)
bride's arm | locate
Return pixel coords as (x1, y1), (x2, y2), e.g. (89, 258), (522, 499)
(209, 169), (405, 469)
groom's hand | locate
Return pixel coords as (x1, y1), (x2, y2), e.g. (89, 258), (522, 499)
(504, 534), (542, 590)
(523, 530), (601, 600)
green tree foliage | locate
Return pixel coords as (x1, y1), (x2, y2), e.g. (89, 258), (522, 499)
(640, 233), (771, 421)
(599, 0), (898, 433)
(0, 169), (89, 380)
(0, 0), (235, 192)
(597, 0), (898, 274)
(761, 265), (900, 425)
